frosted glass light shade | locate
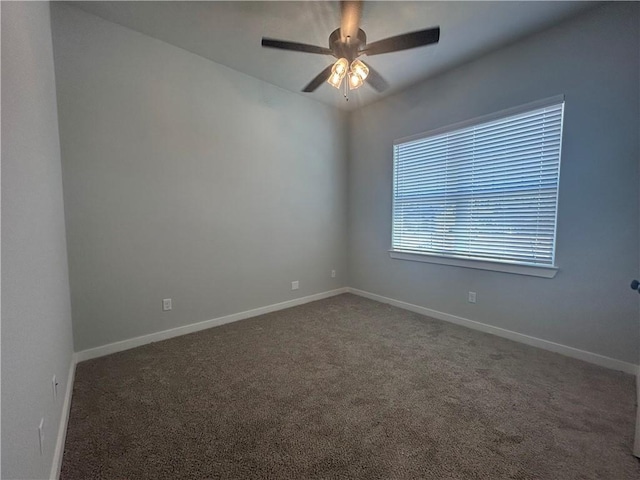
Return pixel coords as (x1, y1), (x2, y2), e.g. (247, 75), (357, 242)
(334, 58), (348, 76)
(350, 59), (369, 81)
(327, 58), (348, 89)
(327, 72), (344, 89)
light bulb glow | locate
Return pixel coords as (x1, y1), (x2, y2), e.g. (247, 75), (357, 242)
(350, 59), (369, 82)
(348, 72), (363, 90)
(327, 72), (344, 89)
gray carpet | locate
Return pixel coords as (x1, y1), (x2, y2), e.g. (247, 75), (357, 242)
(61, 294), (639, 479)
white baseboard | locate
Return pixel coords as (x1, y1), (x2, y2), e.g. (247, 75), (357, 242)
(75, 285), (638, 372)
(348, 288), (639, 375)
(75, 288), (349, 363)
(50, 356), (77, 480)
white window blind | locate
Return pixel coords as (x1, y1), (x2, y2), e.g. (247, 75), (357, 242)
(392, 99), (564, 267)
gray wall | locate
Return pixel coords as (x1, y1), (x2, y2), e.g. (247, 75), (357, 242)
(51, 4), (348, 352)
(348, 2), (640, 364)
(1, 2), (75, 479)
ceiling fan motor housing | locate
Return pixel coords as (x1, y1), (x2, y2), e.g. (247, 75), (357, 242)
(329, 28), (367, 61)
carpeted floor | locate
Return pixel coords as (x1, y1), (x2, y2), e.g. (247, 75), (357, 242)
(61, 294), (639, 479)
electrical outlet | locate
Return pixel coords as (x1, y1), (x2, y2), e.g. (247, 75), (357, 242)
(331, 270), (336, 278)
(162, 298), (172, 311)
(38, 418), (44, 456)
(468, 291), (477, 303)
(52, 375), (58, 402)
(291, 281), (299, 290)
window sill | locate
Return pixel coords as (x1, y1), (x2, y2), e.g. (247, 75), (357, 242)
(389, 250), (558, 278)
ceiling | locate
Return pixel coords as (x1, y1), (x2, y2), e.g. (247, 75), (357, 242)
(71, 1), (598, 111)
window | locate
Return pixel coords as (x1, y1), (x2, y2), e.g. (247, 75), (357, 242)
(391, 96), (564, 277)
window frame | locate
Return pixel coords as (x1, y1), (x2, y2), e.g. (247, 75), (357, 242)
(389, 95), (564, 278)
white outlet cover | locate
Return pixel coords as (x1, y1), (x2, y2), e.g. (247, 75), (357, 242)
(468, 291), (477, 303)
(291, 281), (299, 290)
(331, 270), (336, 278)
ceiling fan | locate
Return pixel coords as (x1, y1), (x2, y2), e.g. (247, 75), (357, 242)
(261, 1), (440, 96)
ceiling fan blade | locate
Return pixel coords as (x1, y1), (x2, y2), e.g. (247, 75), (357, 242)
(340, 1), (363, 41)
(365, 65), (389, 93)
(302, 64), (335, 92)
(262, 38), (333, 55)
(363, 27), (440, 56)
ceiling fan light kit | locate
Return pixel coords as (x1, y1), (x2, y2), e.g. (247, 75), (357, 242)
(327, 58), (369, 91)
(261, 1), (440, 99)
